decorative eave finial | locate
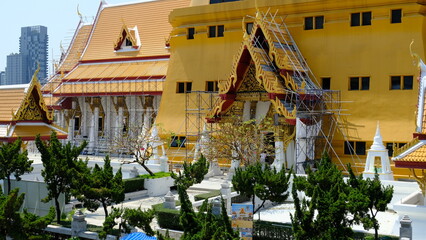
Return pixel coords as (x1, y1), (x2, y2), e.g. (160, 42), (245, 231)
(370, 121), (386, 151)
(77, 4), (83, 21)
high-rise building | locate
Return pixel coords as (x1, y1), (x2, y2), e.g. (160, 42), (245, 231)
(0, 71), (5, 85)
(6, 53), (27, 85)
(5, 25), (48, 85)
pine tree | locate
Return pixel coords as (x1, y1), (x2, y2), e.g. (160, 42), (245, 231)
(347, 167), (393, 240)
(171, 154), (209, 190)
(232, 162), (291, 213)
(35, 132), (88, 223)
(291, 153), (353, 240)
(0, 138), (33, 194)
(73, 155), (124, 217)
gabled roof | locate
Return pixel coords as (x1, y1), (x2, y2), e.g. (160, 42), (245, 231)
(81, 0), (190, 61)
(57, 23), (93, 73)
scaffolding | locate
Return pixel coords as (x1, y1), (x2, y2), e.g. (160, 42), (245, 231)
(185, 91), (219, 160)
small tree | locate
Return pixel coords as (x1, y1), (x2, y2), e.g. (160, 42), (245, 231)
(35, 132), (88, 223)
(347, 167), (394, 240)
(232, 162), (291, 214)
(207, 116), (275, 166)
(291, 153), (353, 240)
(171, 154), (209, 190)
(112, 125), (160, 176)
(0, 188), (55, 240)
(0, 138), (33, 194)
(73, 155), (125, 217)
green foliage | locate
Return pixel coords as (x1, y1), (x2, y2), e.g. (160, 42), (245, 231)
(122, 208), (155, 236)
(232, 162), (291, 213)
(152, 203), (183, 231)
(35, 132), (88, 224)
(347, 166), (394, 240)
(0, 138), (33, 193)
(73, 155), (125, 217)
(140, 171), (172, 179)
(123, 177), (145, 193)
(99, 206), (123, 239)
(171, 154), (209, 190)
(291, 153), (353, 240)
(0, 188), (55, 240)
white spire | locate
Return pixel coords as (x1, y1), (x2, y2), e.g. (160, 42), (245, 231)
(370, 121), (386, 151)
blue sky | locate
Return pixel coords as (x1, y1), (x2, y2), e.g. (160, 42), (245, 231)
(0, 0), (142, 74)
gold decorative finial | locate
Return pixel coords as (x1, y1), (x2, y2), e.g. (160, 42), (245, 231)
(60, 41), (65, 54)
(410, 40), (421, 67)
(31, 63), (41, 83)
(77, 4), (82, 20)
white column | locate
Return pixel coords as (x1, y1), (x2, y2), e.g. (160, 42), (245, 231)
(243, 100), (251, 122)
(272, 141), (285, 171)
(67, 117), (74, 142)
(116, 107), (124, 138)
(88, 107), (99, 154)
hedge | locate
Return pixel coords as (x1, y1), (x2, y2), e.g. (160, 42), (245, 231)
(152, 203), (183, 231)
(123, 177), (145, 193)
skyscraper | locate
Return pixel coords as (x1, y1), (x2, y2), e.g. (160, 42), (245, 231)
(5, 25), (48, 85)
(0, 71), (5, 85)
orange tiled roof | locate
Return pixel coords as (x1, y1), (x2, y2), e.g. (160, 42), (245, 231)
(58, 24), (93, 73)
(396, 144), (426, 163)
(81, 0), (190, 61)
(63, 60), (168, 80)
(0, 86), (27, 121)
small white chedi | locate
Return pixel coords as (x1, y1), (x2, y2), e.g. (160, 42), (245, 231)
(363, 122), (394, 180)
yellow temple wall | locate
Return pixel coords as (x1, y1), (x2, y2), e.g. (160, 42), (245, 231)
(156, 0), (426, 167)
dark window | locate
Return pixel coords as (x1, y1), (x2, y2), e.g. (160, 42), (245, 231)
(390, 75), (413, 90)
(355, 141), (366, 155)
(349, 77), (359, 90)
(361, 77), (370, 90)
(74, 117), (80, 131)
(246, 22), (253, 34)
(98, 117), (103, 132)
(390, 76), (401, 90)
(403, 76), (413, 90)
(186, 82), (192, 92)
(344, 141), (354, 155)
(210, 0), (239, 4)
(351, 13), (361, 26)
(217, 25), (224, 37)
(315, 16), (324, 29)
(177, 82), (185, 93)
(206, 81), (219, 92)
(391, 9), (402, 24)
(321, 77), (331, 90)
(187, 28), (195, 40)
(386, 143), (394, 157)
(362, 12), (372, 26)
(304, 17), (313, 30)
(208, 26), (216, 38)
(170, 136), (186, 147)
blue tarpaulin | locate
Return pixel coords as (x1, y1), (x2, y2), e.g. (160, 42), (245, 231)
(120, 232), (157, 240)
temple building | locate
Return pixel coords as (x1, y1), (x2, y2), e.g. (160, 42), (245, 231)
(42, 0), (190, 154)
(0, 68), (67, 150)
(43, 0), (425, 176)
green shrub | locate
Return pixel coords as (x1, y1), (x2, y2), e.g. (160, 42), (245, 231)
(123, 177), (145, 193)
(194, 188), (250, 203)
(140, 171), (172, 179)
(152, 203), (182, 231)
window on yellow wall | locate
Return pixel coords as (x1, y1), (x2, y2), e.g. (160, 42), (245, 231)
(391, 9), (402, 24)
(344, 141), (366, 155)
(206, 81), (219, 92)
(390, 76), (413, 90)
(304, 16), (324, 30)
(349, 77), (369, 91)
(177, 82), (192, 93)
(187, 27), (195, 40)
(208, 25), (224, 38)
(321, 77), (331, 90)
(246, 22), (253, 34)
(351, 12), (371, 26)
